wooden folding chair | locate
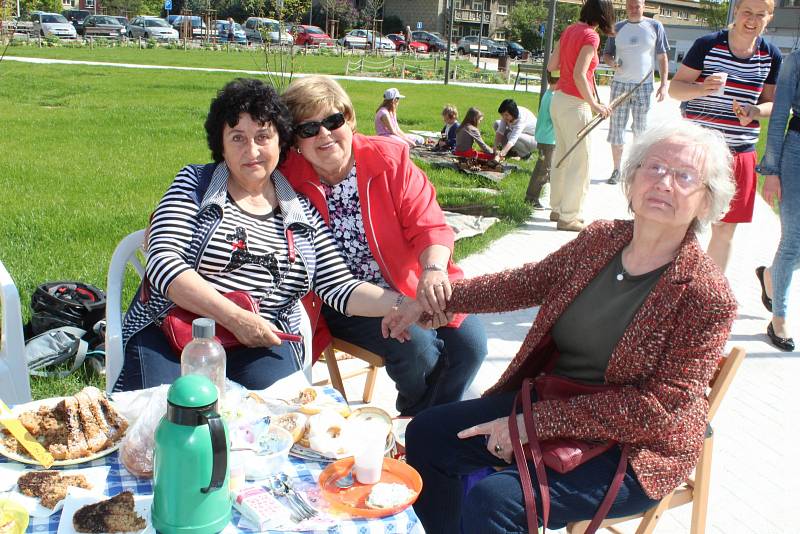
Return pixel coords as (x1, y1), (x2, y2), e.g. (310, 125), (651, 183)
(316, 338), (384, 404)
(567, 346), (746, 534)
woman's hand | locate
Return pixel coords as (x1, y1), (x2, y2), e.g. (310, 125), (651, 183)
(381, 297), (424, 341)
(761, 175), (782, 208)
(699, 73), (725, 97)
(735, 103), (760, 126)
(591, 102), (611, 118)
(227, 311), (283, 347)
(416, 270), (452, 316)
(458, 415), (526, 464)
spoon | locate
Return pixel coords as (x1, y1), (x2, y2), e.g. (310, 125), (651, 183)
(334, 467), (355, 489)
(266, 477), (308, 521)
(277, 474), (317, 517)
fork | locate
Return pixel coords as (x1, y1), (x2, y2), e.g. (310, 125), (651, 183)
(266, 477), (310, 522)
(275, 475), (318, 518)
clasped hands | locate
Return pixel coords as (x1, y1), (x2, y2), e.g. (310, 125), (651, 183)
(380, 270), (454, 341)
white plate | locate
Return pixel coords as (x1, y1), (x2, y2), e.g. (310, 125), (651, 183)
(57, 487), (153, 534)
(0, 397), (123, 466)
(7, 466), (111, 517)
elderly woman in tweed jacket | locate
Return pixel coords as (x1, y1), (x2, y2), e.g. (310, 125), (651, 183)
(401, 120), (738, 534)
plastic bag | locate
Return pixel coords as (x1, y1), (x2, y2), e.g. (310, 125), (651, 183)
(115, 385), (170, 478)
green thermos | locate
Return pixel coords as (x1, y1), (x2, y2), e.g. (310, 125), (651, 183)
(152, 375), (231, 534)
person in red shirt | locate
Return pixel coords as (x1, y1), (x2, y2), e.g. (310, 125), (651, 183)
(280, 76), (487, 416)
(547, 0), (615, 232)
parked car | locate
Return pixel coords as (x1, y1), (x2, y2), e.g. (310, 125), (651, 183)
(81, 15), (125, 39)
(214, 20), (246, 44)
(128, 16), (178, 42)
(506, 40), (528, 60)
(386, 33), (429, 52)
(339, 29), (393, 50)
(243, 17), (292, 45)
(166, 14), (180, 26)
(458, 36), (506, 57)
(112, 16), (129, 30)
(61, 9), (89, 33)
(32, 12), (78, 39)
(171, 15), (207, 39)
(293, 25), (335, 47)
(410, 30), (454, 53)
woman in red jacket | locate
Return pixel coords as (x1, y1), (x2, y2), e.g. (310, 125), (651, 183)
(397, 120), (738, 533)
(280, 76), (487, 416)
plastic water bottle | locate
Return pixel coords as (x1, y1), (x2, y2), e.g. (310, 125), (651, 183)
(180, 318), (226, 398)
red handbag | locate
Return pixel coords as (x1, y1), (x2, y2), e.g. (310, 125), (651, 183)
(508, 375), (630, 534)
(160, 290), (259, 355)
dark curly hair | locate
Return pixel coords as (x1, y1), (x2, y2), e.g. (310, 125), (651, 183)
(204, 78), (294, 164)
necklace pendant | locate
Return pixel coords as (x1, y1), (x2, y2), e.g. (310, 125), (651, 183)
(616, 273), (624, 281)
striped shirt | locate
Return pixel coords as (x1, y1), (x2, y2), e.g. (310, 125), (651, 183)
(682, 30), (782, 152)
(146, 164), (364, 327)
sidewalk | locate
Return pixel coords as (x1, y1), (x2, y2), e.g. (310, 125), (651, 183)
(330, 92), (797, 533)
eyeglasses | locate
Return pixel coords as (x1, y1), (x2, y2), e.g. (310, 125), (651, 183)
(637, 159), (703, 189)
(295, 112), (346, 139)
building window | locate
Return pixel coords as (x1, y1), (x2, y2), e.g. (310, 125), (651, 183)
(85, 0), (94, 6)
(678, 9), (688, 19)
(781, 0), (800, 6)
(472, 1), (483, 11)
(661, 8), (672, 16)
(494, 30), (506, 40)
(497, 2), (508, 14)
(454, 0), (461, 8)
(469, 27), (480, 36)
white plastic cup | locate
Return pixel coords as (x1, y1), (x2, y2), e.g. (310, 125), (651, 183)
(354, 438), (385, 485)
(711, 72), (728, 97)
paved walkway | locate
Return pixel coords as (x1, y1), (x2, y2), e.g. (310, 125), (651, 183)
(331, 94), (797, 533)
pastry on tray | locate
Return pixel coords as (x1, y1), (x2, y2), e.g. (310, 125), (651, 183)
(72, 491), (146, 533)
(17, 471), (91, 509)
(1, 387), (128, 462)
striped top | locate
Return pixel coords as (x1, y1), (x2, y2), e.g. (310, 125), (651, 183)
(143, 163), (364, 329)
(682, 30), (782, 152)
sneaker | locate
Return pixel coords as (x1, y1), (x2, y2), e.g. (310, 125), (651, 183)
(557, 219), (586, 232)
(607, 169), (620, 185)
(549, 211), (560, 222)
(531, 199), (545, 209)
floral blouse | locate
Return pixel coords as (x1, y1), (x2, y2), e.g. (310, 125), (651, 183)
(323, 166), (390, 288)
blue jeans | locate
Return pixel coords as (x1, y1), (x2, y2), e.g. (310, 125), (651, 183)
(771, 131), (800, 318)
(321, 306), (487, 415)
(115, 323), (299, 391)
(406, 393), (658, 534)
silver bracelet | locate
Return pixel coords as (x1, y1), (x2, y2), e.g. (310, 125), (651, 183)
(422, 263), (446, 272)
(394, 293), (406, 308)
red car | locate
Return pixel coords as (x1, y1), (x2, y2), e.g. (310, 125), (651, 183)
(386, 33), (429, 53)
(294, 25), (335, 47)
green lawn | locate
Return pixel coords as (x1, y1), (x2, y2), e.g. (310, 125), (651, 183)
(0, 59), (538, 398)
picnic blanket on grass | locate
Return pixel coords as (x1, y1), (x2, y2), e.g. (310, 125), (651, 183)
(410, 146), (518, 183)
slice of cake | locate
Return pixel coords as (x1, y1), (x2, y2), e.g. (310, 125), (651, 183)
(72, 491), (146, 533)
(17, 471), (92, 509)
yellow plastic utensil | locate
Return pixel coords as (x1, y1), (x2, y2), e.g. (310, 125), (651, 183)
(0, 498), (29, 534)
(0, 399), (54, 467)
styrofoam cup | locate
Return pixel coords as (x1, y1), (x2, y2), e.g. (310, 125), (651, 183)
(712, 72), (728, 97)
(354, 437), (385, 485)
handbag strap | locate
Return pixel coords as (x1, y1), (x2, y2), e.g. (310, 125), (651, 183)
(583, 443), (630, 534)
(509, 389), (541, 534)
(520, 378), (551, 529)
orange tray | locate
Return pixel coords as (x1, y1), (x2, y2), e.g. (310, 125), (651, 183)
(318, 457), (422, 518)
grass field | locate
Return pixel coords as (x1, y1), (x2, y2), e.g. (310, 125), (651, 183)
(0, 58), (537, 398)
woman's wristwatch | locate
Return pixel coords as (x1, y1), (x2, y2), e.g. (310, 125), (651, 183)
(422, 263), (446, 272)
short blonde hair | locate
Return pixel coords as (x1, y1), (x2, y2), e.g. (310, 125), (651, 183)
(282, 76), (357, 130)
(620, 119), (735, 231)
(442, 105), (458, 120)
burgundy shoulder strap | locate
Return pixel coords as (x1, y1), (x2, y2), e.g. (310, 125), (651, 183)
(509, 389), (540, 534)
(521, 378), (550, 529)
(583, 444), (630, 534)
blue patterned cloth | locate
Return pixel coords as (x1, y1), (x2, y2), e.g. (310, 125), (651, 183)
(4, 386), (419, 534)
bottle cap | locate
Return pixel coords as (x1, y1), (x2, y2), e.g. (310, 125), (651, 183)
(192, 318), (216, 339)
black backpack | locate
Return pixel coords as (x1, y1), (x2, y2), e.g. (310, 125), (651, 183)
(30, 281), (106, 336)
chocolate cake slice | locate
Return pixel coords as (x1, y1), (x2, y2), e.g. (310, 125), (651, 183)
(17, 470), (91, 509)
(72, 491), (146, 533)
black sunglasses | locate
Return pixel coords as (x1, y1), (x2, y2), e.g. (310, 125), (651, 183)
(295, 112), (346, 139)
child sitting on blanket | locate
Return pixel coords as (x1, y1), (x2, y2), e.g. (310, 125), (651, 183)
(454, 107), (495, 160)
(434, 105), (459, 151)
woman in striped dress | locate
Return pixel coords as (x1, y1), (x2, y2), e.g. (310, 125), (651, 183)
(669, 0), (781, 272)
(116, 78), (423, 391)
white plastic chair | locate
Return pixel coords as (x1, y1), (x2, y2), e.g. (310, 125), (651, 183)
(104, 230), (147, 393)
(0, 260), (33, 404)
(104, 230), (313, 393)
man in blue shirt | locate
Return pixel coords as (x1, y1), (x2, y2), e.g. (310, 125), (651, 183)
(602, 0), (669, 184)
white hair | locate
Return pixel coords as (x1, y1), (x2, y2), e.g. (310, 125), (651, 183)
(620, 119), (736, 231)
